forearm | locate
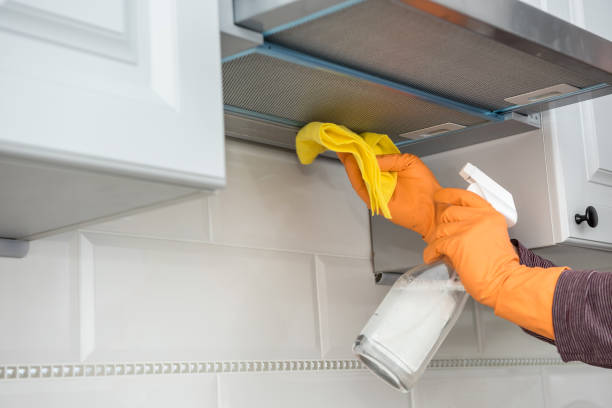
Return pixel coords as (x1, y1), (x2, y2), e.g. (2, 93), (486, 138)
(512, 240), (612, 369)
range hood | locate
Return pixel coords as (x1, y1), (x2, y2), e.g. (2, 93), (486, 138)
(222, 0), (612, 156)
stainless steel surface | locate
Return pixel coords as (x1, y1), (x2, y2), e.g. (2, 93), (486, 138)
(237, 0), (612, 84)
(266, 0), (611, 110)
(370, 213), (425, 275)
(0, 238), (29, 258)
(375, 270), (406, 285)
(233, 0), (347, 32)
(406, 0), (612, 81)
(220, 32), (262, 59)
(219, 0), (263, 58)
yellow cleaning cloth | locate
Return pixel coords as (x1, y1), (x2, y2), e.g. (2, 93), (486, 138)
(296, 122), (399, 219)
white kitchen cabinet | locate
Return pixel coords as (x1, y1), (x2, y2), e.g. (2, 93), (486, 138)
(0, 0), (225, 246)
(537, 0), (612, 250)
(543, 96), (612, 250)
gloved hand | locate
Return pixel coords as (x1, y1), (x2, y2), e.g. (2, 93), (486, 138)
(338, 152), (441, 242)
(423, 188), (567, 339)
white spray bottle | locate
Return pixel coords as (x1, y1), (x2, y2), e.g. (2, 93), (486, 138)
(353, 163), (517, 392)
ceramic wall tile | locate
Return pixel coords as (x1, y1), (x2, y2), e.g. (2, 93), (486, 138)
(5, 140), (611, 408)
(315, 256), (388, 359)
(0, 375), (217, 408)
(543, 366), (612, 408)
(434, 298), (480, 359)
(413, 367), (545, 407)
(479, 306), (561, 359)
(80, 232), (320, 362)
(0, 233), (78, 363)
(210, 140), (370, 257)
(86, 195), (210, 242)
(217, 371), (410, 408)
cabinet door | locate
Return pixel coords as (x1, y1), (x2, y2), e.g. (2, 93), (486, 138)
(0, 0), (224, 188)
(544, 0), (612, 249)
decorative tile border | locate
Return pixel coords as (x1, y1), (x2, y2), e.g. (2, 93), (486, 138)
(0, 358), (567, 380)
(429, 358), (565, 369)
(0, 360), (364, 380)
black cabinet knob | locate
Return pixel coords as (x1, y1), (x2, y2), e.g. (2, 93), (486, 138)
(575, 206), (598, 228)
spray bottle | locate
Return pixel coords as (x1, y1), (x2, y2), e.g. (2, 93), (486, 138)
(353, 163), (517, 392)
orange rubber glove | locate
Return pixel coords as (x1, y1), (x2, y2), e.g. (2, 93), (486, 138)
(338, 152), (441, 242)
(423, 188), (567, 339)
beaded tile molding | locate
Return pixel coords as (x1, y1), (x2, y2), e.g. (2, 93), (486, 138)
(0, 360), (362, 379)
(0, 358), (566, 380)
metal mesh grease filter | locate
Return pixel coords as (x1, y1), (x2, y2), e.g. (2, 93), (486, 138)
(267, 0), (595, 110)
(222, 53), (486, 138)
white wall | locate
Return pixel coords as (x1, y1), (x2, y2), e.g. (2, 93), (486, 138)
(0, 139), (610, 407)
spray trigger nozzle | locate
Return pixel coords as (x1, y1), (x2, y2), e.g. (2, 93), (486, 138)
(459, 163), (517, 227)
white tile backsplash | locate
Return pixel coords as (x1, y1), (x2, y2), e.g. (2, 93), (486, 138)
(2, 139), (610, 408)
(218, 371), (411, 408)
(315, 256), (388, 359)
(414, 367), (545, 407)
(210, 140), (371, 257)
(81, 232), (320, 362)
(0, 375), (217, 408)
(0, 233), (78, 364)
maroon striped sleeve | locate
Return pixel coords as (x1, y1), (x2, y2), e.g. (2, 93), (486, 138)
(511, 239), (556, 269)
(553, 269), (612, 368)
(511, 239), (612, 368)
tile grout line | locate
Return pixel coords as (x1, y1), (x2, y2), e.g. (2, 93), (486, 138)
(0, 358), (568, 380)
(216, 372), (222, 408)
(77, 233), (96, 362)
(409, 388), (417, 408)
(539, 366), (551, 408)
(78, 230), (371, 260)
(473, 300), (485, 354)
(71, 231), (82, 362)
(206, 195), (214, 243)
(313, 255), (328, 360)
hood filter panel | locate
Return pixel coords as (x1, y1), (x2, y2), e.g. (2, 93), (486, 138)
(222, 51), (487, 140)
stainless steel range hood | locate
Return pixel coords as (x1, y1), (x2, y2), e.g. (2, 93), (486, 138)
(223, 0), (612, 155)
